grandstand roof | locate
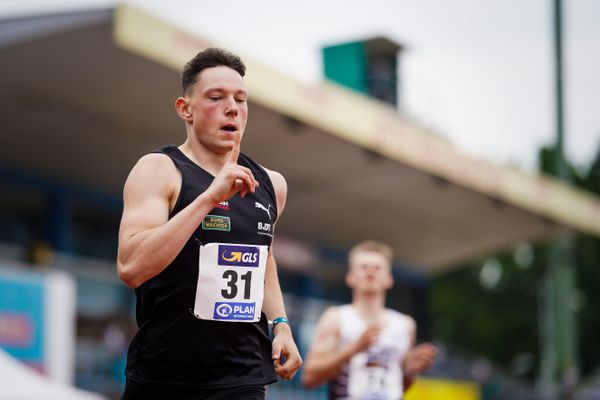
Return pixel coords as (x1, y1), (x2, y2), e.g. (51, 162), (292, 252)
(1, 4), (599, 274)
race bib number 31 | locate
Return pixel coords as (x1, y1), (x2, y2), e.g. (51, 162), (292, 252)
(193, 242), (268, 322)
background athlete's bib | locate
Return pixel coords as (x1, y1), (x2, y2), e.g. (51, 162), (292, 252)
(348, 345), (402, 400)
(193, 242), (268, 322)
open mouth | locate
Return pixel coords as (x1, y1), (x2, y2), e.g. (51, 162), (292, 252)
(221, 124), (237, 132)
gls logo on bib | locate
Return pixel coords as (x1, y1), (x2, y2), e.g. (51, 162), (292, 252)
(218, 245), (260, 267)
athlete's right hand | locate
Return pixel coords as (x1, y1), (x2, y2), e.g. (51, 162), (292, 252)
(353, 323), (382, 353)
(205, 135), (259, 205)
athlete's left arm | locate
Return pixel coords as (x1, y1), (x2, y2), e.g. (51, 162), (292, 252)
(401, 317), (438, 391)
(262, 169), (303, 380)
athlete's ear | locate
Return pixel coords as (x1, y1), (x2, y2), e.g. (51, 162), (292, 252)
(384, 271), (394, 290)
(345, 270), (355, 289)
(175, 97), (193, 123)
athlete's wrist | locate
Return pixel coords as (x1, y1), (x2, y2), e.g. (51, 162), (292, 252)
(198, 190), (220, 208)
(196, 191), (225, 212)
(271, 316), (289, 327)
(270, 316), (291, 334)
(402, 359), (420, 378)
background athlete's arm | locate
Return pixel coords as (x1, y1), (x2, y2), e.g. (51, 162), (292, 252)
(117, 140), (256, 288)
(262, 169), (303, 379)
(302, 307), (381, 388)
(401, 317), (438, 391)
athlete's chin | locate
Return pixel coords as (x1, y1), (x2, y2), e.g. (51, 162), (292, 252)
(357, 286), (383, 294)
(220, 130), (239, 140)
(220, 133), (242, 149)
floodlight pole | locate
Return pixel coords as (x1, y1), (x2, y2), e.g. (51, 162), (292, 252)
(538, 0), (578, 398)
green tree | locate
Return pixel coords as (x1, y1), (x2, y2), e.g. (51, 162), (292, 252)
(573, 144), (600, 374)
(431, 248), (545, 379)
(430, 141), (600, 379)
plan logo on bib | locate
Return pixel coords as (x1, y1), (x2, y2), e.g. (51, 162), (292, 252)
(218, 245), (260, 267)
(213, 302), (256, 321)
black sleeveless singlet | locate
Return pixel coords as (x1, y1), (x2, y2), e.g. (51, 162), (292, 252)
(124, 145), (278, 388)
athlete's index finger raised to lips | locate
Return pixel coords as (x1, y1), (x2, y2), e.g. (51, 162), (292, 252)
(228, 134), (240, 164)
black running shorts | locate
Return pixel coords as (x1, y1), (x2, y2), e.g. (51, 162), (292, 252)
(122, 380), (266, 400)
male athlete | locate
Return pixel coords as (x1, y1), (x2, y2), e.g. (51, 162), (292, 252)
(302, 240), (437, 399)
(117, 47), (302, 399)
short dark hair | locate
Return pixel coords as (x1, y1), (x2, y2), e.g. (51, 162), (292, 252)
(181, 47), (246, 95)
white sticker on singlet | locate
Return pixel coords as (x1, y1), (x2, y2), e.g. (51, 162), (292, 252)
(193, 242), (268, 323)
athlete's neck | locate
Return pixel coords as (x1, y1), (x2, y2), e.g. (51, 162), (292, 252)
(179, 139), (229, 176)
(351, 291), (386, 323)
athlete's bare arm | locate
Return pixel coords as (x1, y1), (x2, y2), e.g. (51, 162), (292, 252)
(264, 247), (303, 380)
(260, 169), (302, 379)
(117, 138), (257, 288)
(401, 317), (437, 390)
(302, 307), (382, 388)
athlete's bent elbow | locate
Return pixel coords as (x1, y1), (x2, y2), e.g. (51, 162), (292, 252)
(117, 261), (142, 289)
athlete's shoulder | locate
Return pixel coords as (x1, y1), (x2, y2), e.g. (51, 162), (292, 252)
(264, 169), (286, 192)
(387, 308), (416, 326)
(318, 305), (344, 324)
(129, 152), (177, 179)
(138, 151), (175, 166)
(123, 152), (179, 197)
(257, 167), (287, 215)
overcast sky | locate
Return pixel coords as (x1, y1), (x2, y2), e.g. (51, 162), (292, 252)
(3, 0), (600, 172)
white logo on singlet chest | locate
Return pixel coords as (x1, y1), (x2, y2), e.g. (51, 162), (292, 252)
(255, 202), (272, 221)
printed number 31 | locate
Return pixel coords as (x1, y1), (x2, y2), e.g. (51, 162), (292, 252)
(221, 270), (252, 299)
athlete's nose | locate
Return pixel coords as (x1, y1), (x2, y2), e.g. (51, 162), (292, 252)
(224, 96), (239, 116)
